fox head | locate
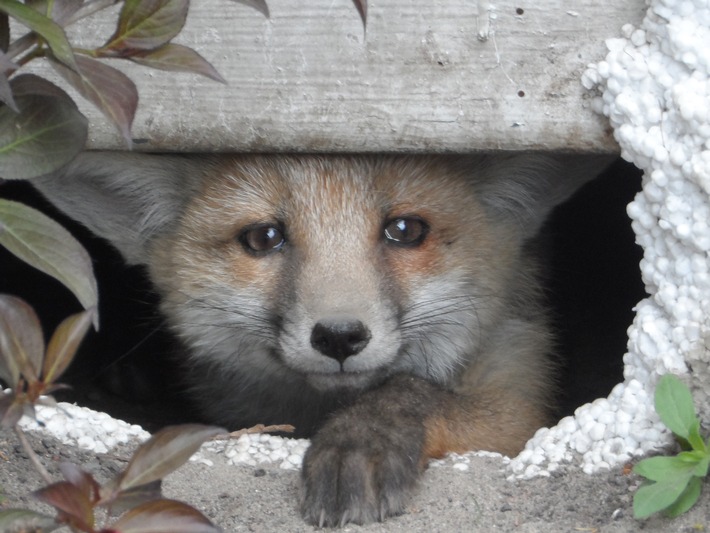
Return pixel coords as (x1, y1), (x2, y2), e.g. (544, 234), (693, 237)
(32, 153), (609, 429)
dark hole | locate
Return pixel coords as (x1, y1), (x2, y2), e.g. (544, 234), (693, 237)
(516, 7), (525, 15)
(545, 158), (645, 416)
(0, 180), (191, 431)
(518, 90), (526, 97)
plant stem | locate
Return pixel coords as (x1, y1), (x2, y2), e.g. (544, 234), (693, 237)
(14, 426), (53, 485)
(6, 33), (36, 62)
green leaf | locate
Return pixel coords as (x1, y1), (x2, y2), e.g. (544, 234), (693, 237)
(0, 294), (44, 385)
(687, 418), (706, 452)
(116, 425), (224, 491)
(693, 454), (709, 477)
(229, 0), (269, 17)
(129, 43), (226, 83)
(109, 499), (220, 533)
(654, 374), (698, 441)
(102, 0), (189, 53)
(43, 307), (95, 384)
(50, 54), (137, 147)
(0, 508), (61, 532)
(665, 475), (703, 518)
(0, 74), (87, 180)
(0, 199), (99, 315)
(677, 449), (706, 463)
(633, 455), (699, 483)
(633, 467), (695, 519)
(0, 0), (77, 71)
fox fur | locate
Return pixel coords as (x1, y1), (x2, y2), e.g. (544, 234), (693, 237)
(32, 152), (609, 526)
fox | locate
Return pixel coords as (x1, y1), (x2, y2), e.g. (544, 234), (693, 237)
(32, 152), (609, 526)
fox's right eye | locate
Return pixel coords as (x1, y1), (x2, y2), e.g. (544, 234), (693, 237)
(238, 223), (286, 254)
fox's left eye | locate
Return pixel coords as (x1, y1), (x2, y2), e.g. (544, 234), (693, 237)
(239, 223), (286, 254)
(383, 217), (429, 246)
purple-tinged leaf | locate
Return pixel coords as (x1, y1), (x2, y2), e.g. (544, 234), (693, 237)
(100, 479), (163, 515)
(0, 199), (98, 315)
(0, 392), (24, 428)
(129, 43), (226, 83)
(109, 499), (220, 533)
(11, 72), (72, 100)
(0, 74), (87, 179)
(117, 425), (225, 491)
(0, 294), (44, 385)
(51, 54), (137, 147)
(60, 462), (102, 504)
(352, 0), (367, 26)
(0, 508), (61, 533)
(0, 53), (17, 112)
(26, 0), (84, 25)
(33, 481), (95, 532)
(229, 0), (269, 18)
(0, 0), (77, 71)
(43, 308), (95, 384)
(102, 0), (189, 53)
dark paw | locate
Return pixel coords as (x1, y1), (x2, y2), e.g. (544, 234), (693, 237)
(300, 386), (427, 526)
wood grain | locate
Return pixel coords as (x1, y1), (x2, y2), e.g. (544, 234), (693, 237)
(29, 0), (645, 153)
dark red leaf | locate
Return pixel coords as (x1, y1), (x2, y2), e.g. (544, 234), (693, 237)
(109, 499), (220, 533)
(0, 294), (44, 386)
(229, 0), (269, 17)
(116, 425), (224, 491)
(103, 0), (189, 53)
(33, 481), (95, 532)
(43, 308), (95, 385)
(129, 43), (226, 83)
(59, 462), (101, 504)
(352, 0), (367, 26)
(50, 55), (137, 146)
(0, 392), (24, 428)
(100, 480), (163, 515)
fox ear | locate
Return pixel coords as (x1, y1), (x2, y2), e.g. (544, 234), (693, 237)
(31, 152), (203, 265)
(473, 154), (615, 239)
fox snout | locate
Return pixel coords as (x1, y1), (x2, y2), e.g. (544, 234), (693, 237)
(310, 318), (372, 363)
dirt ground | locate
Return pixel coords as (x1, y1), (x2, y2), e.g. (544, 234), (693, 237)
(1, 429), (708, 532)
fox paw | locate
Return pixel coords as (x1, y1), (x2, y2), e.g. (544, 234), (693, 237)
(300, 392), (426, 526)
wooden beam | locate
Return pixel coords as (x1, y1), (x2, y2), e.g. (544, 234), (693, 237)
(30, 0), (646, 153)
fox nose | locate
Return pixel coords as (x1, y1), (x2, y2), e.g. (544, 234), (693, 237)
(310, 319), (371, 363)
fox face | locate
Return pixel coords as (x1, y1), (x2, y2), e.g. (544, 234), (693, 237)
(151, 156), (510, 395)
(33, 152), (610, 526)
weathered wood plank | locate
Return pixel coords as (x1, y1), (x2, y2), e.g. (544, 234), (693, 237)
(29, 0), (646, 153)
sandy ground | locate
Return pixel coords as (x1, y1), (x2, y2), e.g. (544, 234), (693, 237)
(1, 429), (709, 532)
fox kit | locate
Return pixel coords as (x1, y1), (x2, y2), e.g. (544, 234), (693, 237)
(33, 153), (607, 526)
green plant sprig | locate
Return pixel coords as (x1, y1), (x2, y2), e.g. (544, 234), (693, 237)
(633, 373), (709, 519)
